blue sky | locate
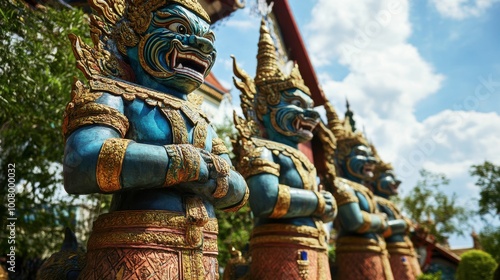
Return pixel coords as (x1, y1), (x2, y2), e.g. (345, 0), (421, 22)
(209, 0), (500, 248)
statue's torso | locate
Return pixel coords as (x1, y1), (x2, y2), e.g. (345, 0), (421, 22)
(249, 138), (318, 227)
(92, 77), (217, 215)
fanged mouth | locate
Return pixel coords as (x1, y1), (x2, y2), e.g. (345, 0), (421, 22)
(363, 164), (375, 178)
(293, 117), (318, 133)
(169, 47), (210, 82)
(389, 183), (399, 194)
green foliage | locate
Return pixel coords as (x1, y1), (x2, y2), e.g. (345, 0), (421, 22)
(456, 250), (497, 280)
(399, 169), (472, 244)
(416, 271), (442, 280)
(216, 205), (253, 268)
(470, 161), (500, 218)
(0, 0), (91, 258)
(479, 226), (500, 263)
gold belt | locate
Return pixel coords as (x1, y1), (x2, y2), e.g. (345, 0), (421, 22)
(250, 223), (327, 250)
(387, 240), (416, 256)
(87, 209), (218, 253)
(336, 236), (387, 254)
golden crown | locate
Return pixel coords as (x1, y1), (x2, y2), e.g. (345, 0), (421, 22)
(254, 19), (310, 120)
(88, 0), (210, 54)
(324, 101), (369, 160)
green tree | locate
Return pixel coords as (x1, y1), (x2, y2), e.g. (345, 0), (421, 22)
(0, 0), (94, 259)
(470, 161), (500, 218)
(456, 250), (497, 280)
(398, 169), (472, 244)
(479, 225), (500, 263)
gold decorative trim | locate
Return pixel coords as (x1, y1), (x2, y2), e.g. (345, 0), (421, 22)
(250, 224), (327, 250)
(163, 109), (189, 144)
(96, 138), (131, 192)
(93, 210), (218, 232)
(88, 229), (218, 252)
(164, 144), (201, 187)
(193, 122), (208, 149)
(269, 184), (291, 218)
(211, 138), (229, 155)
(313, 191), (326, 216)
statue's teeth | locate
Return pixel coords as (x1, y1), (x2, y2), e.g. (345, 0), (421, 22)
(178, 63), (183, 69)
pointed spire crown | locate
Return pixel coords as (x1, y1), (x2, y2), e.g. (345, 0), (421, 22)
(254, 18), (310, 120)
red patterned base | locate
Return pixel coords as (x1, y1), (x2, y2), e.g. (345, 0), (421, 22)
(336, 251), (393, 280)
(249, 244), (330, 280)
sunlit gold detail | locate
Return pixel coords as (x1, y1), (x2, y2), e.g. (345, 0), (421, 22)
(193, 122), (208, 148)
(96, 138), (131, 192)
(185, 196), (209, 249)
(164, 144), (200, 187)
(88, 215), (218, 252)
(163, 109), (189, 144)
(70, 16), (132, 81)
(93, 209), (218, 232)
(250, 223), (328, 250)
(211, 138), (229, 155)
(127, 0), (210, 35)
(269, 184), (291, 218)
(63, 79), (129, 139)
(313, 191), (326, 216)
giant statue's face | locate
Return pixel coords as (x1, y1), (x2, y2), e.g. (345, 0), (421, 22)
(373, 170), (401, 198)
(344, 145), (377, 183)
(263, 88), (320, 145)
(131, 4), (216, 94)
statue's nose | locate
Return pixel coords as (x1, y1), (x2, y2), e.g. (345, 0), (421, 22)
(189, 35), (214, 54)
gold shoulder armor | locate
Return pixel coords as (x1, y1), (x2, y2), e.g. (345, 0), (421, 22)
(237, 138), (280, 179)
(333, 178), (359, 206)
(63, 79), (129, 140)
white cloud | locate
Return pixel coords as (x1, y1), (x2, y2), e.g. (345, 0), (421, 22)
(430, 0), (499, 19)
(305, 0), (500, 248)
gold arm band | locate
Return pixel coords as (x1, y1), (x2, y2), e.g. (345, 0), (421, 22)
(96, 138), (131, 192)
(211, 138), (229, 155)
(313, 191), (326, 216)
(355, 211), (372, 234)
(269, 184), (291, 218)
(164, 144), (201, 187)
(211, 154), (231, 199)
(222, 186), (249, 213)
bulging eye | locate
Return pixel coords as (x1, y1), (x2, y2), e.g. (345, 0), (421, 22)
(168, 22), (188, 34)
(291, 100), (302, 107)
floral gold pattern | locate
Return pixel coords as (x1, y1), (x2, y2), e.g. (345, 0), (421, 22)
(164, 144), (201, 187)
(96, 138), (131, 192)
